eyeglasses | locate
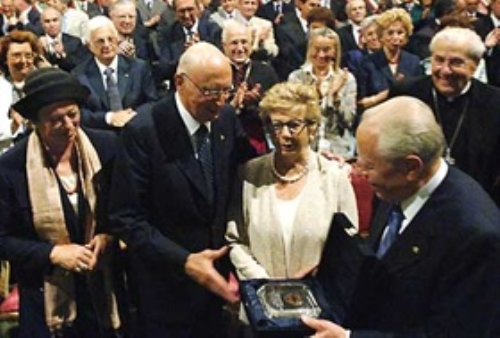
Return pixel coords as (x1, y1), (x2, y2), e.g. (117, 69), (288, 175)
(181, 73), (235, 99)
(8, 52), (34, 61)
(267, 119), (314, 136)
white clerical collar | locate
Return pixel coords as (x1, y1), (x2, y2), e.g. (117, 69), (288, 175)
(399, 159), (448, 233)
(439, 81), (472, 102)
(175, 91), (211, 136)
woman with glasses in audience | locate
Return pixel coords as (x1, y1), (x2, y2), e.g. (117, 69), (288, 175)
(357, 8), (422, 110)
(288, 27), (357, 158)
(226, 82), (358, 284)
(0, 30), (49, 151)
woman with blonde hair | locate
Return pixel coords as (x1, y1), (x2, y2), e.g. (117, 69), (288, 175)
(226, 82), (358, 282)
(288, 27), (357, 157)
(357, 8), (422, 109)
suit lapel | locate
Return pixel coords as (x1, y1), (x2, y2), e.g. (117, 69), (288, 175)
(117, 56), (130, 104)
(152, 97), (211, 204)
(87, 60), (108, 108)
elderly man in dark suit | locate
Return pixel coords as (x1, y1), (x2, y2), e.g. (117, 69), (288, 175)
(157, 0), (221, 85)
(389, 27), (500, 205)
(108, 42), (253, 337)
(40, 7), (90, 72)
(303, 96), (500, 336)
(223, 20), (279, 154)
(72, 15), (157, 131)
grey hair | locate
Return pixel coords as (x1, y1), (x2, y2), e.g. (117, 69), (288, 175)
(362, 96), (445, 165)
(430, 27), (485, 63)
(86, 15), (118, 43)
(109, 0), (137, 16)
(359, 14), (379, 31)
(221, 19), (251, 43)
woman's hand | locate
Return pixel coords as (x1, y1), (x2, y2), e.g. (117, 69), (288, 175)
(329, 68), (349, 97)
(49, 244), (94, 273)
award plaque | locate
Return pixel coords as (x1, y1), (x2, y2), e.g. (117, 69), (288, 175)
(257, 281), (321, 319)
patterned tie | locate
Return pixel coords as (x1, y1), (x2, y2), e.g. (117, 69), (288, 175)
(376, 205), (405, 258)
(195, 125), (214, 202)
(104, 68), (123, 111)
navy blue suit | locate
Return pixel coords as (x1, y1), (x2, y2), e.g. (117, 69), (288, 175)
(72, 55), (158, 130)
(14, 7), (43, 36)
(43, 33), (91, 72)
(255, 1), (294, 25)
(389, 76), (500, 205)
(357, 49), (422, 99)
(0, 129), (118, 338)
(346, 166), (500, 336)
(157, 19), (222, 82)
(273, 12), (307, 80)
(107, 95), (254, 337)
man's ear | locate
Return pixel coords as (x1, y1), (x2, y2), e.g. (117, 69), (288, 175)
(403, 155), (424, 181)
(174, 73), (184, 89)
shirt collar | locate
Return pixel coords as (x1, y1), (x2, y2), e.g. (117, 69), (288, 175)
(295, 7), (308, 33)
(399, 159), (448, 232)
(183, 20), (199, 35)
(175, 91), (211, 136)
(95, 56), (119, 75)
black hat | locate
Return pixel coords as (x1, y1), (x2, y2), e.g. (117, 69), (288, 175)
(13, 68), (90, 120)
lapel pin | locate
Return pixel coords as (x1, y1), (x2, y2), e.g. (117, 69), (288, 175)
(125, 74), (129, 78)
(411, 246), (420, 254)
(220, 134), (225, 141)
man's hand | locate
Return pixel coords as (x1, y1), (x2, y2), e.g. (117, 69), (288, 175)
(185, 246), (240, 303)
(485, 28), (500, 48)
(242, 83), (261, 106)
(110, 109), (137, 127)
(301, 316), (348, 338)
(49, 244), (95, 273)
(184, 33), (200, 49)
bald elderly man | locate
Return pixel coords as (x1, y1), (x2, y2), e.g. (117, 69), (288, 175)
(108, 42), (254, 337)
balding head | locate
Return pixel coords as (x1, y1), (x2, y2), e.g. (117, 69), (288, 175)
(356, 97), (445, 202)
(175, 43), (233, 123)
(360, 96), (445, 165)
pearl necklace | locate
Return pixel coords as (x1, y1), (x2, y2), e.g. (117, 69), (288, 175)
(271, 154), (309, 183)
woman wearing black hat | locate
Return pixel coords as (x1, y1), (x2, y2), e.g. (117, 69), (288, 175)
(0, 68), (122, 337)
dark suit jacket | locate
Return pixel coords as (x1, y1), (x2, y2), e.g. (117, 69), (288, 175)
(357, 49), (422, 99)
(347, 166), (500, 336)
(107, 95), (253, 335)
(273, 12), (307, 80)
(0, 129), (118, 336)
(158, 19), (222, 82)
(14, 6), (44, 36)
(255, 1), (294, 25)
(43, 33), (91, 72)
(337, 24), (361, 62)
(389, 76), (500, 205)
(72, 55), (158, 130)
(474, 15), (500, 87)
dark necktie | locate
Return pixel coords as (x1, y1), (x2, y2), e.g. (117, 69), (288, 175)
(195, 125), (214, 202)
(104, 67), (123, 111)
(275, 2), (281, 14)
(376, 205), (405, 258)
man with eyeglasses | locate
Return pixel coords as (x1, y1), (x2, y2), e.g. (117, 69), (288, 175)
(157, 0), (221, 86)
(389, 27), (500, 205)
(72, 15), (157, 130)
(108, 42), (255, 337)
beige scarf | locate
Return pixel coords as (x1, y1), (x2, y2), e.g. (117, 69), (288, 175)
(26, 129), (120, 331)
